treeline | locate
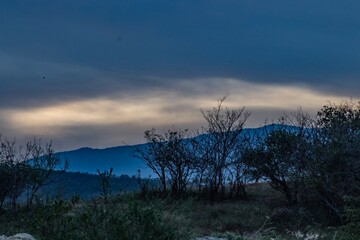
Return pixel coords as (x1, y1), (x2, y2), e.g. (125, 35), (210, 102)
(135, 98), (360, 224)
(38, 171), (150, 200)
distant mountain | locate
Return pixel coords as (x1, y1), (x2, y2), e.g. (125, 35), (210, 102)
(59, 144), (152, 177)
(58, 124), (291, 177)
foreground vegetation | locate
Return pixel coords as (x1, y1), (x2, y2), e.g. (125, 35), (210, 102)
(0, 183), (359, 239)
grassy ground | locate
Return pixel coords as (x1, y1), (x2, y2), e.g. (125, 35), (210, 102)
(0, 183), (358, 239)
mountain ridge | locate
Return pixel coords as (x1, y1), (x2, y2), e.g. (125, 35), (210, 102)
(58, 124), (289, 177)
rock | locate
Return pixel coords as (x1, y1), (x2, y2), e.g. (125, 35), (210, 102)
(9, 233), (35, 240)
(0, 233), (35, 240)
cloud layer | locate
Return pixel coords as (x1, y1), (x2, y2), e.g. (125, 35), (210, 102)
(1, 78), (356, 150)
(1, 1), (359, 150)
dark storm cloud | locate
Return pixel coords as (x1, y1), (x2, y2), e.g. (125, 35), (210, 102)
(1, 0), (360, 109)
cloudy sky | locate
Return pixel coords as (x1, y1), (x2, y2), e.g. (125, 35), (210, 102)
(1, 0), (360, 151)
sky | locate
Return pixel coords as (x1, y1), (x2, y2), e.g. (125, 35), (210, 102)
(1, 0), (360, 151)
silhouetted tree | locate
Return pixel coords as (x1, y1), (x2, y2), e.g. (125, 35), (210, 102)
(0, 135), (66, 211)
(26, 139), (68, 208)
(243, 127), (309, 205)
(194, 96), (250, 200)
(97, 168), (113, 205)
(308, 101), (360, 221)
(134, 128), (195, 198)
